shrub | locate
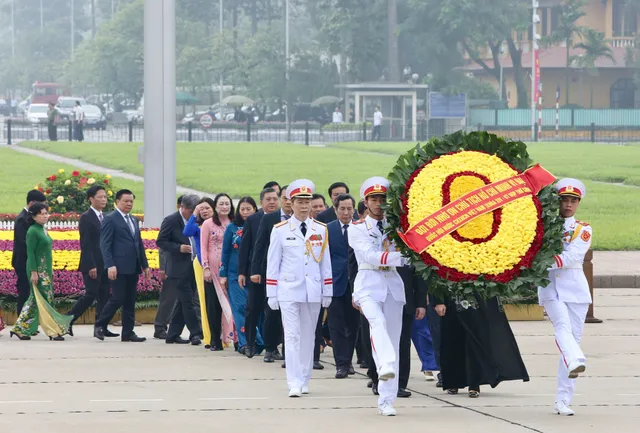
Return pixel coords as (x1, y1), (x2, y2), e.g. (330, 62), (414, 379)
(35, 169), (117, 214)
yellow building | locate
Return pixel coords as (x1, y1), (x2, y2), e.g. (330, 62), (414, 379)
(463, 0), (638, 108)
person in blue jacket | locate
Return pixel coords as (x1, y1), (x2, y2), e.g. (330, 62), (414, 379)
(220, 196), (264, 354)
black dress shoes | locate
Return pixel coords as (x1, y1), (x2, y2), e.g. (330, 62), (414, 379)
(122, 333), (146, 342)
(68, 323), (74, 337)
(273, 350), (284, 361)
(246, 345), (255, 358)
(166, 336), (190, 344)
(313, 361), (325, 370)
(335, 369), (349, 379)
(190, 337), (202, 346)
(436, 372), (443, 388)
(372, 383), (379, 396)
(397, 388), (412, 398)
(348, 364), (356, 375)
(359, 361), (369, 369)
(263, 351), (275, 363)
(366, 379), (373, 388)
(210, 345), (223, 351)
(154, 330), (167, 340)
(105, 329), (120, 338)
(93, 327), (105, 341)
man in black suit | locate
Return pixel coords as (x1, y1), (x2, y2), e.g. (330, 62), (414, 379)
(94, 189), (150, 342)
(361, 266), (427, 397)
(154, 195), (184, 339)
(241, 187), (279, 358)
(327, 194), (360, 378)
(156, 194), (202, 345)
(12, 189), (47, 314)
(315, 182), (350, 224)
(68, 185), (118, 337)
(251, 185), (292, 362)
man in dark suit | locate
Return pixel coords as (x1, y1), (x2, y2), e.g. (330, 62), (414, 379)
(327, 194), (361, 378)
(154, 195), (184, 339)
(12, 189), (47, 314)
(94, 189), (150, 342)
(241, 187), (279, 358)
(68, 185), (118, 337)
(361, 266), (427, 397)
(251, 185), (291, 362)
(156, 194), (203, 345)
(316, 182), (350, 224)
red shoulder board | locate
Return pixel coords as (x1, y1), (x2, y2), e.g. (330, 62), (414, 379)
(576, 220), (590, 227)
(352, 219), (366, 225)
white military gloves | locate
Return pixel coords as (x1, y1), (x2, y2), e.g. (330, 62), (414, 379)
(267, 297), (279, 310)
(322, 296), (332, 308)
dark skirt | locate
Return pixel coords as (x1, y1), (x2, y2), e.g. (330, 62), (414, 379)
(440, 296), (530, 390)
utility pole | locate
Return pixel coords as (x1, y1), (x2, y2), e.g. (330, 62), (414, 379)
(91, 0), (96, 39)
(219, 0), (224, 104)
(285, 0), (290, 140)
(40, 0), (44, 33)
(71, 0), (75, 60)
(11, 0), (15, 57)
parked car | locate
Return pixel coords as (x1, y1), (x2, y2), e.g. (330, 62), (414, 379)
(57, 96), (86, 120)
(83, 104), (107, 130)
(293, 103), (331, 125)
(27, 103), (50, 124)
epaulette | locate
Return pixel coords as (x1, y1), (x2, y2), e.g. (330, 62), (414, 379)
(352, 219), (366, 225)
(274, 220), (287, 228)
(576, 220), (590, 227)
(312, 218), (327, 227)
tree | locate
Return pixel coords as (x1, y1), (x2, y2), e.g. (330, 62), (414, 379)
(572, 29), (615, 107)
(543, 0), (587, 105)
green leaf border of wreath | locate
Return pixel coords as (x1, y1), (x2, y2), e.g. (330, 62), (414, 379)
(385, 130), (565, 305)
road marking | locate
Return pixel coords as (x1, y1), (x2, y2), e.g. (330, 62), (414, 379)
(89, 399), (164, 402)
(199, 397), (269, 401)
(305, 395), (369, 399)
(617, 394), (640, 396)
(514, 394), (583, 397)
(0, 400), (52, 404)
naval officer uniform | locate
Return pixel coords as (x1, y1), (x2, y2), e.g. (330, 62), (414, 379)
(349, 177), (407, 416)
(266, 179), (333, 397)
(538, 178), (592, 416)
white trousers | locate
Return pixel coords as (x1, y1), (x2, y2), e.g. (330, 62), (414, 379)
(280, 301), (321, 391)
(542, 299), (589, 405)
(359, 291), (404, 406)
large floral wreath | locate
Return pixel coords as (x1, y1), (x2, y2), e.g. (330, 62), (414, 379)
(386, 131), (564, 303)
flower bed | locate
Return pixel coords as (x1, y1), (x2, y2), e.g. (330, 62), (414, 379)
(0, 228), (161, 311)
(387, 131), (564, 305)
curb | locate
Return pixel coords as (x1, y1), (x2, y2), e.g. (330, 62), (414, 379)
(594, 275), (640, 288)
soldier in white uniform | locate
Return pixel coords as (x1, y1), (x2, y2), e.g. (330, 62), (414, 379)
(538, 178), (592, 416)
(266, 179), (333, 398)
(349, 176), (408, 417)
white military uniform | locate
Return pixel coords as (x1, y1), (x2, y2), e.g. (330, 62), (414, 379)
(349, 177), (407, 414)
(537, 178), (592, 415)
(266, 180), (333, 397)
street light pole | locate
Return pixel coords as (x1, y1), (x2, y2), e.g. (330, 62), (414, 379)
(219, 0), (224, 104)
(285, 0), (290, 140)
(531, 0), (538, 141)
(71, 0), (75, 60)
(40, 0), (44, 33)
(11, 0), (15, 57)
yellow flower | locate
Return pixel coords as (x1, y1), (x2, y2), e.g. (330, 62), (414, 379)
(64, 179), (71, 185)
(56, 196), (65, 204)
(107, 190), (113, 196)
(87, 178), (96, 185)
(406, 151), (539, 276)
(58, 169), (65, 174)
(106, 174), (112, 179)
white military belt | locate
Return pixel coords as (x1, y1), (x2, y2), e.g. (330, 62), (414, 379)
(558, 263), (583, 270)
(359, 264), (392, 272)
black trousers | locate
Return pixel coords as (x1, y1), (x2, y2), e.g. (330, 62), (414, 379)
(47, 122), (57, 141)
(244, 281), (265, 349)
(398, 312), (415, 390)
(167, 271), (202, 341)
(204, 281), (223, 347)
(154, 277), (179, 333)
(327, 291), (360, 369)
(96, 273), (139, 338)
(313, 307), (325, 362)
(68, 270), (110, 322)
(14, 267), (30, 315)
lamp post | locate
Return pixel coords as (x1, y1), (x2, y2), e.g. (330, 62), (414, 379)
(40, 0), (43, 33)
(11, 0), (15, 57)
(531, 0), (540, 141)
(219, 0), (224, 104)
(499, 46), (504, 101)
(285, 0), (290, 140)
(71, 0), (75, 60)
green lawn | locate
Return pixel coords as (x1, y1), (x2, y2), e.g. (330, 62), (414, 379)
(0, 147), (145, 214)
(16, 140), (640, 250)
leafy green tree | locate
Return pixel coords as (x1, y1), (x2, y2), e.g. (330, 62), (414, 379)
(572, 29), (615, 107)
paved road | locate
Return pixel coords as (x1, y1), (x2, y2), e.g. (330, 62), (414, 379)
(1, 288), (638, 432)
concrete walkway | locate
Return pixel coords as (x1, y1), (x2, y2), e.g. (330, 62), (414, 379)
(5, 143), (639, 288)
(3, 143), (217, 199)
(1, 288), (638, 433)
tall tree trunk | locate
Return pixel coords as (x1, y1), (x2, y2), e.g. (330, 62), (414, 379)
(507, 36), (529, 108)
(251, 0), (258, 35)
(387, 0), (400, 82)
(91, 0), (96, 39)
